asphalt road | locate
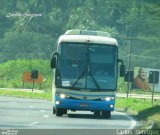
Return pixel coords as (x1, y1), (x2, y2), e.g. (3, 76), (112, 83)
(0, 96), (140, 135)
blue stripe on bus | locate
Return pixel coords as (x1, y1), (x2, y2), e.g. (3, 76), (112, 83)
(55, 98), (115, 111)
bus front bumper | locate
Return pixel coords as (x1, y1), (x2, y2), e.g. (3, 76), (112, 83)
(54, 98), (115, 111)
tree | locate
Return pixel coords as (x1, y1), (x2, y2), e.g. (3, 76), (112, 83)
(0, 32), (55, 62)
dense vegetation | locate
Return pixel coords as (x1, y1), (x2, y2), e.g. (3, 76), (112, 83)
(0, 60), (52, 90)
(0, 0), (160, 89)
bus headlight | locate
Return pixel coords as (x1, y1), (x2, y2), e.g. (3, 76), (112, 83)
(103, 97), (114, 101)
(60, 93), (66, 99)
(110, 105), (114, 108)
(56, 101), (60, 105)
(105, 97), (111, 101)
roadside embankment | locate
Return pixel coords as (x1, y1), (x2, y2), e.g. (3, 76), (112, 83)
(116, 97), (160, 130)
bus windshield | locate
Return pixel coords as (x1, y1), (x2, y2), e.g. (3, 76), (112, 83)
(56, 43), (117, 91)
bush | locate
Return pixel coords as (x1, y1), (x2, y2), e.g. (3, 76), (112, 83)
(0, 60), (53, 90)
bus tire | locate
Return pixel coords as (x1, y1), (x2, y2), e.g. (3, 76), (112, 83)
(53, 107), (56, 114)
(63, 109), (67, 114)
(94, 110), (100, 116)
(56, 108), (63, 116)
(102, 111), (111, 118)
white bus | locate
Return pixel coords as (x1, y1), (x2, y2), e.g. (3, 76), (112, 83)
(51, 30), (125, 118)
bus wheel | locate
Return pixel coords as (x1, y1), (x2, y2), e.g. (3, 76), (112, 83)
(94, 110), (100, 116)
(102, 111), (111, 118)
(63, 109), (67, 114)
(53, 107), (56, 114)
(56, 108), (63, 116)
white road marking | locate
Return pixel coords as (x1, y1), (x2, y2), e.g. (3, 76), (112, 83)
(28, 106), (34, 108)
(40, 110), (46, 112)
(115, 111), (137, 129)
(28, 122), (40, 126)
(43, 115), (49, 118)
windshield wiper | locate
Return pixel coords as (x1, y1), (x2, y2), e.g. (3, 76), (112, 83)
(88, 70), (101, 90)
(72, 45), (101, 90)
(72, 70), (101, 90)
(72, 70), (86, 87)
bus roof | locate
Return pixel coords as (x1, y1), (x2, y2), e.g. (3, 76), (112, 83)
(57, 30), (118, 46)
(65, 30), (111, 37)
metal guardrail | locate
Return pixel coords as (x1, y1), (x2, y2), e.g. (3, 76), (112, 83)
(0, 88), (160, 100)
(116, 93), (160, 100)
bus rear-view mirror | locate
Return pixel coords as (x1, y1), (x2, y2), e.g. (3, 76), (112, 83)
(120, 64), (125, 77)
(51, 52), (58, 69)
(117, 59), (125, 77)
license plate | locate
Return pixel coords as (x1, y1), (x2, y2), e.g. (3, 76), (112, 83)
(80, 103), (88, 107)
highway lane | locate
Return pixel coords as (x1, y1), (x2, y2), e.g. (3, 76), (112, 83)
(0, 96), (140, 135)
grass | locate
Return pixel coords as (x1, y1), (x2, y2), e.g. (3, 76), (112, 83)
(116, 97), (160, 129)
(116, 98), (155, 112)
(0, 89), (52, 100)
